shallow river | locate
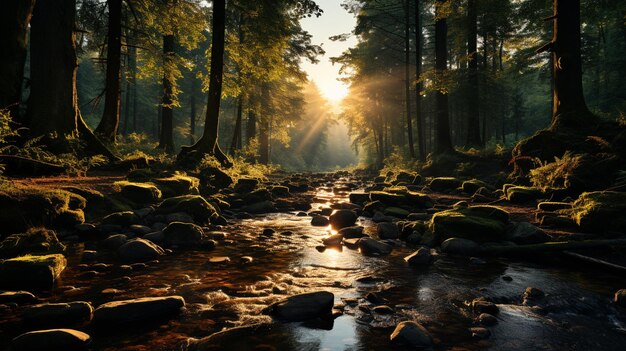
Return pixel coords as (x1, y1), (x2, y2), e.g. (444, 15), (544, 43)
(2, 182), (626, 350)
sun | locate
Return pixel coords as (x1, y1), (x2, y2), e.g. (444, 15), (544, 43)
(321, 82), (349, 103)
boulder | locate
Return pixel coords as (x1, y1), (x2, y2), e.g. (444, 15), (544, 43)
(311, 215), (330, 227)
(0, 254), (66, 290)
(322, 234), (343, 246)
(431, 206), (508, 243)
(570, 191), (626, 232)
(162, 221), (205, 248)
(475, 313), (498, 326)
(329, 209), (357, 229)
(152, 175), (199, 198)
(537, 202), (573, 212)
(429, 177), (461, 191)
(614, 289), (626, 307)
(263, 291), (333, 321)
(269, 185), (290, 197)
(100, 211), (138, 226)
(349, 193), (370, 205)
(389, 321), (433, 349)
(506, 222), (550, 244)
(505, 186), (543, 203)
(377, 222), (399, 239)
(233, 177), (259, 193)
(241, 200), (276, 214)
(369, 190), (432, 208)
(0, 290), (37, 304)
(102, 234), (128, 250)
(383, 207), (410, 218)
(117, 238), (164, 262)
(156, 195), (217, 224)
(23, 301), (93, 327)
(441, 238), (480, 256)
(358, 238), (392, 256)
(404, 248), (432, 266)
(11, 329), (91, 351)
(461, 179), (489, 194)
(0, 228), (65, 258)
(93, 296), (185, 326)
(472, 298), (499, 315)
(338, 226), (365, 239)
(117, 181), (162, 204)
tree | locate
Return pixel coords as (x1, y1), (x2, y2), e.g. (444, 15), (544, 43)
(434, 0), (453, 153)
(414, 0), (425, 161)
(0, 0), (35, 121)
(403, 0), (415, 159)
(466, 0), (482, 147)
(158, 34), (176, 153)
(95, 0), (123, 142)
(177, 0), (230, 166)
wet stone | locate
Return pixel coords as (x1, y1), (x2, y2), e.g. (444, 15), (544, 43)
(470, 327), (491, 339)
(475, 313), (498, 326)
(404, 248), (433, 266)
(208, 256), (231, 265)
(372, 305), (394, 314)
(389, 321), (433, 349)
(263, 291), (334, 321)
(0, 291), (37, 305)
(472, 298), (499, 315)
(311, 215), (330, 227)
(11, 329), (91, 351)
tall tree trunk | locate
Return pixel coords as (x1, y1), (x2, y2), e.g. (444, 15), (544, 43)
(549, 0), (594, 130)
(158, 34), (175, 153)
(189, 76), (197, 143)
(258, 120), (269, 165)
(0, 0), (35, 121)
(129, 37), (138, 133)
(230, 95), (243, 154)
(465, 0), (482, 147)
(434, 0), (453, 154)
(414, 0), (425, 161)
(27, 0), (117, 160)
(95, 0), (122, 142)
(177, 0), (229, 166)
(246, 110), (256, 146)
(403, 0), (415, 159)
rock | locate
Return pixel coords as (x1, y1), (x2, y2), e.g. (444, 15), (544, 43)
(0, 290), (37, 304)
(22, 301), (93, 327)
(522, 287), (545, 306)
(0, 186), (86, 233)
(261, 228), (275, 237)
(383, 207), (410, 218)
(372, 305), (394, 314)
(431, 205), (509, 243)
(241, 200), (277, 214)
(338, 226), (365, 239)
(263, 291), (334, 321)
(372, 211), (393, 223)
(152, 175), (200, 198)
(505, 186), (543, 203)
(0, 254), (66, 290)
(311, 215), (330, 227)
(365, 292), (388, 304)
(349, 192), (370, 205)
(239, 256), (253, 265)
(441, 238), (480, 256)
(156, 195), (217, 224)
(102, 234), (128, 250)
(506, 222), (550, 244)
(475, 313), (498, 326)
(234, 177), (259, 193)
(369, 191), (432, 208)
(208, 256), (230, 264)
(389, 321), (433, 349)
(11, 329), (91, 351)
(429, 177), (461, 191)
(117, 181), (162, 204)
(358, 238), (392, 256)
(377, 222), (399, 239)
(117, 238), (164, 262)
(162, 222), (204, 248)
(322, 234), (343, 246)
(470, 327), (491, 339)
(472, 298), (499, 315)
(614, 289), (626, 307)
(537, 201), (573, 211)
(570, 191), (626, 232)
(404, 248), (432, 266)
(129, 224), (152, 235)
(143, 231), (164, 244)
(93, 296), (185, 325)
(101, 211), (138, 227)
(269, 185), (290, 197)
(0, 228), (65, 258)
(329, 209), (358, 229)
(461, 179), (489, 194)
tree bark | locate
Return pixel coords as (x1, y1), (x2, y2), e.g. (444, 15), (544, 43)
(465, 0), (482, 148)
(246, 110), (256, 146)
(177, 0), (230, 166)
(189, 76), (197, 143)
(0, 0), (35, 121)
(550, 0), (595, 130)
(95, 0), (123, 142)
(158, 34), (175, 153)
(403, 0), (415, 159)
(258, 119), (269, 165)
(434, 0), (453, 154)
(414, 0), (425, 161)
(230, 95), (243, 154)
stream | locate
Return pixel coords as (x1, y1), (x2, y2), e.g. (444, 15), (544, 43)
(1, 178), (626, 350)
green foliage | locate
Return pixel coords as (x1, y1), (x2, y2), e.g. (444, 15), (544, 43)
(529, 152), (584, 191)
(380, 146), (420, 178)
(198, 155), (276, 184)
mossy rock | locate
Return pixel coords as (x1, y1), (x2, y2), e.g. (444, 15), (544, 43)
(127, 168), (155, 182)
(101, 211), (139, 226)
(0, 254), (67, 290)
(395, 171), (416, 183)
(115, 181), (162, 204)
(162, 222), (204, 248)
(429, 177), (461, 191)
(152, 175), (200, 198)
(234, 177), (259, 193)
(270, 185), (290, 197)
(431, 206), (508, 243)
(62, 187), (105, 203)
(461, 179), (489, 194)
(0, 228), (66, 258)
(156, 195), (217, 224)
(0, 186), (86, 234)
(537, 202), (573, 212)
(505, 186), (543, 203)
(569, 191), (626, 232)
(369, 191), (432, 208)
(240, 189), (272, 203)
(384, 207), (410, 218)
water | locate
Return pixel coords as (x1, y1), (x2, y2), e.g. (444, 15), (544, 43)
(1, 183), (625, 350)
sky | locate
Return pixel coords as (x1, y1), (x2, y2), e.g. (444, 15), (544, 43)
(300, 0), (357, 105)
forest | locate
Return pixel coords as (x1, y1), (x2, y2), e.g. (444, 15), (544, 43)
(0, 0), (626, 350)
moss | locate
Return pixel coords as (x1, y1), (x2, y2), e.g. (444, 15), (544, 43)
(505, 186), (543, 203)
(429, 177), (461, 191)
(0, 186), (86, 234)
(115, 181), (162, 204)
(461, 179), (489, 194)
(431, 206), (508, 243)
(152, 175), (200, 198)
(0, 228), (66, 258)
(0, 254), (67, 290)
(569, 191), (626, 232)
(537, 202), (573, 212)
(63, 186), (105, 203)
(156, 195), (217, 223)
(127, 168), (155, 182)
(370, 191), (432, 208)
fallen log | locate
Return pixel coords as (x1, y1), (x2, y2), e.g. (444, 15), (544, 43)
(562, 251), (626, 273)
(480, 239), (626, 256)
(0, 155), (65, 176)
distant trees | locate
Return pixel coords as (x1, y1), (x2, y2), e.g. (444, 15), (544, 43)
(434, 0), (453, 153)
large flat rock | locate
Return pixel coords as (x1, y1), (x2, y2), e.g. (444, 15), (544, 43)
(0, 254), (66, 290)
(93, 296), (185, 326)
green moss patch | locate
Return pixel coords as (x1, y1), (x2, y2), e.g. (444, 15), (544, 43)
(569, 191), (626, 232)
(0, 228), (66, 258)
(431, 205), (509, 243)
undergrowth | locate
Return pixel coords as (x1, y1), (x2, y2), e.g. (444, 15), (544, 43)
(529, 151), (583, 191)
(379, 146), (420, 176)
(198, 154), (278, 184)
